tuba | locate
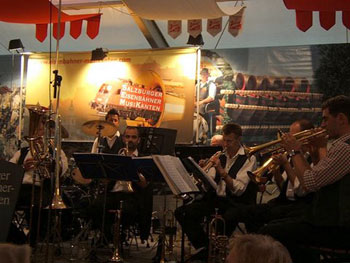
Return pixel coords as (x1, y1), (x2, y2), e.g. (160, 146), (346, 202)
(208, 209), (229, 263)
(25, 105), (52, 178)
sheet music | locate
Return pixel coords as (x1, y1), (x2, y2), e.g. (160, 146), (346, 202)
(187, 156), (217, 190)
(152, 155), (199, 195)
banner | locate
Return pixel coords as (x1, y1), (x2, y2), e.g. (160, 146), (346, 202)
(188, 19), (202, 38)
(207, 17), (222, 37)
(168, 20), (182, 39)
(26, 48), (198, 143)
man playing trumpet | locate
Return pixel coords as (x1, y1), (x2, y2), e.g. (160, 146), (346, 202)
(175, 123), (257, 262)
(259, 95), (350, 263)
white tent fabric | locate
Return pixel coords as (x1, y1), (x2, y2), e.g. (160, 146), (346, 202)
(122, 0), (244, 20)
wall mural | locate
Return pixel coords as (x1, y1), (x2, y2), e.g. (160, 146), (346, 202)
(0, 55), (27, 161)
(199, 46), (323, 145)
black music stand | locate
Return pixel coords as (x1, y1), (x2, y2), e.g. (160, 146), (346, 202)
(72, 153), (140, 255)
(138, 127), (177, 156)
(72, 153), (140, 182)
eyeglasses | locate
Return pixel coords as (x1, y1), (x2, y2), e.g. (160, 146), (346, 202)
(124, 135), (138, 139)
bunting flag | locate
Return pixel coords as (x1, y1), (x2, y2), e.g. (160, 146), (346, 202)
(168, 20), (182, 39)
(207, 17), (222, 37)
(0, 0), (102, 42)
(283, 0), (350, 31)
(228, 7), (246, 37)
(188, 19), (202, 38)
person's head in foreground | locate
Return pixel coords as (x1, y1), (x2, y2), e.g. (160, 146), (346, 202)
(226, 234), (292, 263)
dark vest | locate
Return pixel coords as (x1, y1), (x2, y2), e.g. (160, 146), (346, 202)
(100, 136), (124, 154)
(306, 139), (350, 227)
(217, 154), (257, 205)
(199, 81), (212, 115)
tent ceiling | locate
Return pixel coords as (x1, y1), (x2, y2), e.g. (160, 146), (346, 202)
(0, 0), (349, 55)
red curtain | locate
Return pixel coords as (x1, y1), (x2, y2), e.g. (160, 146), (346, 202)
(0, 0), (101, 41)
(283, 0), (350, 31)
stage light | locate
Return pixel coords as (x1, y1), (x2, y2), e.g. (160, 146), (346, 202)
(8, 39), (24, 53)
(91, 48), (107, 61)
(187, 34), (204, 46)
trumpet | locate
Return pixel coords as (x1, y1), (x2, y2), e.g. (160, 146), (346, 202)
(244, 128), (327, 158)
(248, 152), (288, 185)
(208, 209), (228, 263)
(202, 149), (226, 173)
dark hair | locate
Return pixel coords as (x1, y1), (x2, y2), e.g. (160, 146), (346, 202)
(105, 108), (119, 120)
(201, 68), (209, 75)
(295, 119), (314, 131)
(322, 95), (350, 121)
(222, 123), (242, 137)
(124, 126), (139, 137)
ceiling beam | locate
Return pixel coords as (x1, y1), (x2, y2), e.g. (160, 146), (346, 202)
(60, 1), (123, 10)
(131, 16), (169, 48)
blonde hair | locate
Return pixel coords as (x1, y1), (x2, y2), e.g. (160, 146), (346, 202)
(227, 234), (292, 263)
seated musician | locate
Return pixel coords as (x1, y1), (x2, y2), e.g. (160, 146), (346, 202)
(8, 119), (68, 246)
(237, 119), (320, 233)
(174, 122), (257, 261)
(259, 95), (350, 263)
(88, 123), (152, 244)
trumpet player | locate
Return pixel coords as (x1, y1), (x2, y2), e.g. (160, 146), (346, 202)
(259, 95), (350, 263)
(175, 123), (257, 262)
(237, 119), (319, 234)
(88, 125), (153, 244)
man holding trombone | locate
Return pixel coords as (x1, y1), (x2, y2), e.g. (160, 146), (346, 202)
(260, 95), (350, 263)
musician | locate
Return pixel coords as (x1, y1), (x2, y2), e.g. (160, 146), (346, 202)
(175, 122), (257, 261)
(91, 108), (123, 154)
(237, 119), (318, 233)
(259, 95), (350, 263)
(88, 124), (153, 244)
(210, 134), (223, 147)
(8, 120), (68, 245)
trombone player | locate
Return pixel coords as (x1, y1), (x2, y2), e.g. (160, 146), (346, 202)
(175, 122), (257, 262)
(259, 95), (350, 263)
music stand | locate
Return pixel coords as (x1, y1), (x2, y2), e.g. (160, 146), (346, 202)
(138, 127), (177, 156)
(72, 153), (139, 182)
(72, 153), (140, 254)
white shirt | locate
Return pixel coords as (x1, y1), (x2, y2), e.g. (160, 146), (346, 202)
(10, 149), (68, 185)
(200, 80), (217, 99)
(215, 146), (257, 197)
(91, 131), (120, 153)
